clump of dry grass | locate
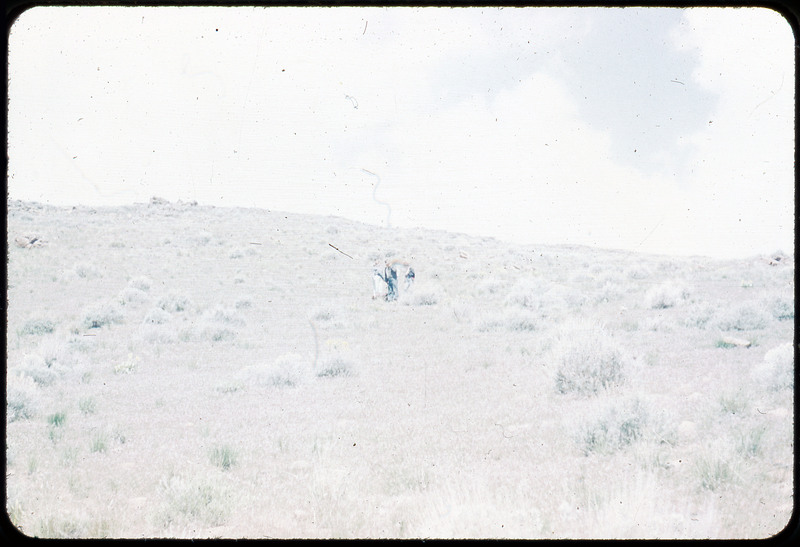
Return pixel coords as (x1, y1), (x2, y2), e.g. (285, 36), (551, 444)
(625, 264), (651, 280)
(72, 262), (101, 279)
(154, 473), (231, 529)
(236, 353), (310, 388)
(552, 321), (631, 395)
(644, 282), (689, 309)
(399, 288), (440, 306)
(503, 278), (548, 309)
(209, 445), (238, 470)
(187, 306), (244, 342)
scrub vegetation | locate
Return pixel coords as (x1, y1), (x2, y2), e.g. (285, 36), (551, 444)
(6, 199), (794, 539)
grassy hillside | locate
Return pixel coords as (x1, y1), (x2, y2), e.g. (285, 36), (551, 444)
(5, 198), (794, 538)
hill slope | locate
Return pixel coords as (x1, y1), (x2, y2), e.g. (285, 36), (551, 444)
(6, 199), (794, 538)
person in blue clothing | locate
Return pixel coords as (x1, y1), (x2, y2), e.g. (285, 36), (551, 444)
(404, 266), (415, 291)
(384, 258), (411, 302)
(372, 261), (387, 300)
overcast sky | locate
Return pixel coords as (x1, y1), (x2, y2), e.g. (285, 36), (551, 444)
(7, 6), (795, 259)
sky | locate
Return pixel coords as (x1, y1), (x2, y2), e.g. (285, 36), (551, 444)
(7, 6), (795, 259)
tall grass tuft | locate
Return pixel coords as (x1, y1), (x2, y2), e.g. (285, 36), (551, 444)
(736, 426), (766, 459)
(155, 474), (230, 528)
(719, 390), (749, 415)
(79, 396), (97, 415)
(400, 288), (440, 306)
(209, 445), (238, 470)
(90, 431), (108, 453)
(47, 412), (66, 428)
(695, 455), (736, 492)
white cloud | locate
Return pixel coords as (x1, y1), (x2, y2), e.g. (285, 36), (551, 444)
(8, 7), (794, 258)
(666, 7), (795, 257)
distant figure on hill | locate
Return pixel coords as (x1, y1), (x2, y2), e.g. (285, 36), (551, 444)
(404, 266), (415, 291)
(372, 261), (388, 300)
(372, 258), (413, 302)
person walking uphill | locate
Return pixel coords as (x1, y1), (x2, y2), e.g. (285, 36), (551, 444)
(372, 261), (387, 300)
(384, 258), (411, 302)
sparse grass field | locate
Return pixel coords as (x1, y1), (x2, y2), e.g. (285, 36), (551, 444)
(5, 199), (794, 538)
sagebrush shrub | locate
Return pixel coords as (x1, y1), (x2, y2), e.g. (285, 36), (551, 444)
(578, 398), (649, 455)
(751, 342), (793, 390)
(715, 303), (769, 331)
(695, 455), (736, 492)
(644, 282), (688, 309)
(118, 287), (149, 305)
(18, 340), (73, 386)
(553, 323), (629, 395)
(312, 308), (335, 321)
(127, 276), (153, 292)
(769, 295), (794, 321)
(625, 265), (651, 280)
(316, 356), (354, 378)
(143, 307), (172, 325)
(18, 319), (55, 337)
(683, 302), (716, 329)
(475, 278), (506, 295)
(504, 278), (546, 309)
(203, 307), (244, 326)
(158, 293), (191, 313)
(73, 263), (101, 279)
(503, 309), (538, 332)
(138, 324), (177, 345)
(6, 376), (39, 422)
(235, 299), (252, 309)
(237, 353), (309, 388)
(82, 302), (124, 329)
(201, 325), (236, 342)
